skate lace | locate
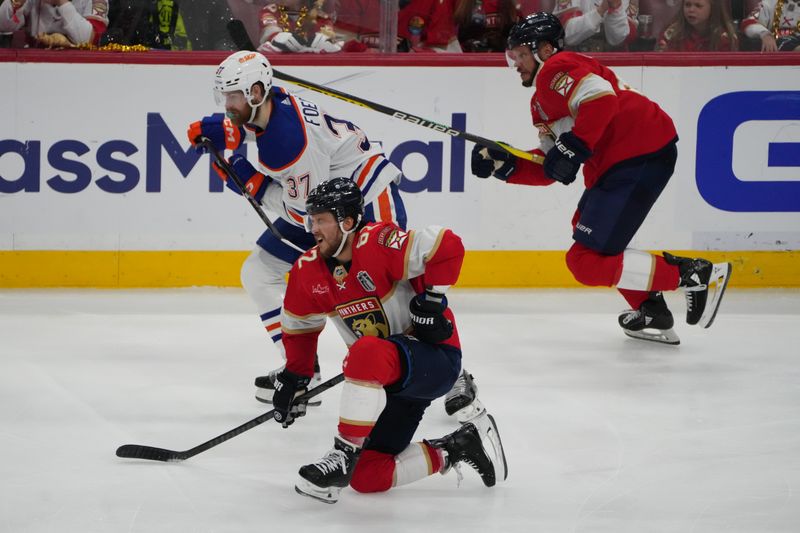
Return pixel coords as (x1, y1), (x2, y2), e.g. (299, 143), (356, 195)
(622, 309), (641, 325)
(314, 450), (349, 476)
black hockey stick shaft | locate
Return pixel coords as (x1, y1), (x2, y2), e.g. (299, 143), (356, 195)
(116, 373), (345, 462)
(225, 19), (542, 164)
(199, 137), (305, 253)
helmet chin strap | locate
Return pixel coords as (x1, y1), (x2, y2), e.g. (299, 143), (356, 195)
(332, 215), (362, 258)
(246, 95), (266, 124)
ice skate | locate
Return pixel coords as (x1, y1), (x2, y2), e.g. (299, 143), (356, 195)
(426, 412), (508, 487)
(295, 436), (361, 504)
(255, 356), (321, 405)
(619, 292), (680, 345)
(664, 252), (732, 328)
(444, 369), (486, 423)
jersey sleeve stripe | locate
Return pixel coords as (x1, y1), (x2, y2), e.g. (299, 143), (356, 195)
(376, 188), (394, 223)
(567, 74), (616, 116)
(355, 154), (381, 188)
(423, 229), (446, 263)
(360, 157), (390, 199)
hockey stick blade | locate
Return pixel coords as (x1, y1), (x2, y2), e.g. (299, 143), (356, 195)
(227, 19), (256, 51)
(116, 373), (345, 462)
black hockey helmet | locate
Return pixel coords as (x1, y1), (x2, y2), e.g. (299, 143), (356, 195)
(305, 177), (364, 224)
(507, 12), (565, 52)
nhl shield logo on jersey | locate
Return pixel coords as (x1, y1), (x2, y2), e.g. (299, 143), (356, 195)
(356, 271), (376, 292)
(377, 227), (409, 250)
(551, 72), (575, 97)
(336, 297), (390, 339)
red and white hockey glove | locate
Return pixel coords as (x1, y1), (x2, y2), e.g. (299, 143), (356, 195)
(187, 113), (243, 154)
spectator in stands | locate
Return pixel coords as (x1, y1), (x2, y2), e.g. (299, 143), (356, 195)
(103, 0), (191, 49)
(336, 0), (462, 52)
(656, 0), (738, 50)
(257, 1), (342, 53)
(0, 0), (108, 46)
(553, 0), (638, 51)
(741, 0), (800, 51)
(454, 0), (521, 52)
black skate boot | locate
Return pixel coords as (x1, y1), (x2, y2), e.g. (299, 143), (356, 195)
(664, 252), (732, 328)
(255, 355), (321, 405)
(444, 369), (486, 423)
(619, 292), (680, 345)
(295, 436), (361, 504)
(426, 413), (507, 487)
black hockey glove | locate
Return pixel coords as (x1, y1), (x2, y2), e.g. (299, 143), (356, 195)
(471, 144), (516, 181)
(543, 132), (592, 185)
(272, 370), (311, 428)
(409, 290), (454, 344)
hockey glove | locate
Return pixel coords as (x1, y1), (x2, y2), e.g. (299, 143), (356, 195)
(543, 131), (592, 185)
(471, 144), (516, 181)
(213, 153), (270, 201)
(272, 370), (311, 428)
(409, 290), (454, 344)
(187, 113), (243, 154)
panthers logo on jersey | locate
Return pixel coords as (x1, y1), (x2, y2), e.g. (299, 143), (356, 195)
(336, 297), (390, 339)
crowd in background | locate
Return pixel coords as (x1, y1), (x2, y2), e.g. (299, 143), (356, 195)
(1, 0), (798, 51)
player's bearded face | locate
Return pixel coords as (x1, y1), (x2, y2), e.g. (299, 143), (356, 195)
(309, 212), (345, 258)
(222, 91), (251, 127)
(506, 45), (537, 88)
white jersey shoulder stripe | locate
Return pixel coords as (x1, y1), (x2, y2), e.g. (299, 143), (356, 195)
(567, 74), (615, 116)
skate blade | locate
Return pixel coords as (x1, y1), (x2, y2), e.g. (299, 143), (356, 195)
(472, 413), (509, 484)
(294, 479), (340, 504)
(623, 327), (681, 345)
(698, 262), (731, 329)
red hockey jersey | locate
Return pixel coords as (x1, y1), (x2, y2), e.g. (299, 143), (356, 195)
(281, 222), (465, 377)
(509, 51), (677, 189)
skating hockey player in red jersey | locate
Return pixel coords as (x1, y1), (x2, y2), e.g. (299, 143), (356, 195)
(270, 177), (507, 503)
(471, 13), (731, 345)
(186, 51), (481, 417)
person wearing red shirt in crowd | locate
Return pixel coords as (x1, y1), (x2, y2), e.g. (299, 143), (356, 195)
(337, 0), (461, 52)
(656, 0), (738, 51)
(453, 0), (522, 52)
(472, 13), (732, 345)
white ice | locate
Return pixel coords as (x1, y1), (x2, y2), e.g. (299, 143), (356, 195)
(1, 288), (799, 533)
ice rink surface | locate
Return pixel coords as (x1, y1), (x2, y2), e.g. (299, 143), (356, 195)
(1, 288), (799, 533)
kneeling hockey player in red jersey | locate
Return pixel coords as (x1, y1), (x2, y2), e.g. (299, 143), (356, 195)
(472, 12), (732, 345)
(270, 177), (507, 504)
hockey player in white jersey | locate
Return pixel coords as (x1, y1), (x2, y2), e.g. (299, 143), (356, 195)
(187, 51), (480, 419)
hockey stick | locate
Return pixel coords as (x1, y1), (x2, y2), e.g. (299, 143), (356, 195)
(199, 137), (305, 253)
(225, 19), (543, 164)
(116, 373), (345, 462)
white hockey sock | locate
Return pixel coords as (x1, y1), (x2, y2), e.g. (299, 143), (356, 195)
(339, 379), (385, 437)
(393, 442), (440, 487)
(616, 249), (656, 291)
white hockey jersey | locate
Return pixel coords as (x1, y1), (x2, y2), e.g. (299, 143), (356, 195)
(243, 87), (401, 228)
(553, 0), (634, 51)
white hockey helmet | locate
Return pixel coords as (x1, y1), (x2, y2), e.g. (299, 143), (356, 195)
(213, 50), (273, 107)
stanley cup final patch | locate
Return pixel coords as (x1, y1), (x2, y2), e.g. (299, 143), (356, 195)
(356, 271), (376, 292)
